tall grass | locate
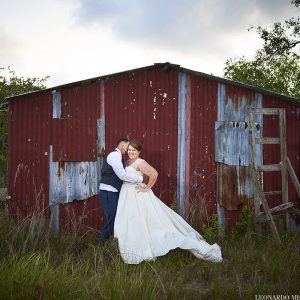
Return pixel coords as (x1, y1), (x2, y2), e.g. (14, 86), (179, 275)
(0, 201), (299, 299)
(0, 160), (7, 188)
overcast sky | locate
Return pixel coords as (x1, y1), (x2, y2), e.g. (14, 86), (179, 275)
(0, 0), (298, 87)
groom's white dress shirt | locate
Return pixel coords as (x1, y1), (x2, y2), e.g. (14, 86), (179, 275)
(99, 148), (143, 192)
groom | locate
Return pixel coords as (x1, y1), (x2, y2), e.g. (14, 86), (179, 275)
(99, 138), (144, 244)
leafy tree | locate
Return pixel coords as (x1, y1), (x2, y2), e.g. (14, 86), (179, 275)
(224, 1), (300, 99)
(0, 67), (49, 187)
(224, 53), (300, 99)
(250, 0), (300, 59)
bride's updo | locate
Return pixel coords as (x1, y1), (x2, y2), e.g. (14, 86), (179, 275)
(129, 140), (142, 152)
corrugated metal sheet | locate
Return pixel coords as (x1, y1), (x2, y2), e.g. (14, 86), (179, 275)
(49, 145), (98, 204)
(8, 92), (52, 218)
(58, 196), (101, 234)
(49, 82), (103, 234)
(215, 84), (262, 229)
(215, 121), (262, 166)
(188, 75), (218, 217)
(52, 83), (100, 162)
(217, 164), (253, 210)
(104, 68), (178, 205)
(177, 72), (191, 217)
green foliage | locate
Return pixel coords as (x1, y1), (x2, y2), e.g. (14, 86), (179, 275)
(0, 67), (49, 187)
(224, 52), (300, 99)
(0, 67), (49, 109)
(235, 202), (255, 234)
(201, 213), (220, 241)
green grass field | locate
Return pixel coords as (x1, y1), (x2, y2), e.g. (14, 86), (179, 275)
(0, 202), (299, 300)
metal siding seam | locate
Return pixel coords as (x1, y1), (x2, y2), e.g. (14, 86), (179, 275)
(217, 203), (225, 236)
(49, 145), (56, 205)
(217, 83), (225, 235)
(52, 90), (61, 119)
(49, 145), (59, 235)
(100, 80), (105, 119)
(97, 119), (105, 186)
(254, 93), (263, 166)
(50, 203), (59, 236)
(185, 75), (191, 217)
(97, 80), (105, 187)
(177, 72), (186, 217)
(217, 83), (225, 121)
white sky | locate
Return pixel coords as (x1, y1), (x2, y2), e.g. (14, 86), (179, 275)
(0, 0), (298, 88)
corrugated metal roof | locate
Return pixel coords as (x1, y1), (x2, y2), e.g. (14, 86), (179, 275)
(7, 62), (300, 106)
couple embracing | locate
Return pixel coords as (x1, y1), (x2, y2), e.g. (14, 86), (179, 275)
(99, 138), (223, 264)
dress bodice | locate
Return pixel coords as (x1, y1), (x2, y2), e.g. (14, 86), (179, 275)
(126, 158), (144, 176)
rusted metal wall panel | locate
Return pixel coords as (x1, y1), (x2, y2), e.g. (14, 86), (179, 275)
(216, 84), (263, 229)
(104, 68), (179, 205)
(216, 84), (263, 167)
(188, 75), (218, 217)
(49, 82), (104, 234)
(217, 164), (254, 210)
(52, 83), (100, 162)
(49, 145), (98, 204)
(215, 121), (261, 166)
(177, 72), (192, 217)
(58, 195), (101, 234)
(262, 95), (300, 218)
(8, 92), (52, 217)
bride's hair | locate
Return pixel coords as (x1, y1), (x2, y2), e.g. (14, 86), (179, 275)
(129, 140), (142, 152)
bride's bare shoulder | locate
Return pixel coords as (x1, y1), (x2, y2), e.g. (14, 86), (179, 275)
(135, 158), (146, 169)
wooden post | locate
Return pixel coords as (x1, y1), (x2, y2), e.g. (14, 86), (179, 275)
(248, 108), (262, 233)
(279, 109), (289, 230)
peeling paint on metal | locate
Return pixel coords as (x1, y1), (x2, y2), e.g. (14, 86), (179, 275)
(216, 84), (263, 212)
(50, 204), (59, 236)
(215, 121), (261, 166)
(97, 118), (105, 185)
(216, 85), (263, 167)
(177, 72), (187, 217)
(52, 90), (61, 119)
(218, 164), (254, 210)
(49, 145), (98, 205)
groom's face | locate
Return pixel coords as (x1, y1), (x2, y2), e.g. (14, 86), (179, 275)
(121, 142), (130, 155)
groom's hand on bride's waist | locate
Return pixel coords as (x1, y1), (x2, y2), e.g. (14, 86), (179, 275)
(142, 174), (149, 184)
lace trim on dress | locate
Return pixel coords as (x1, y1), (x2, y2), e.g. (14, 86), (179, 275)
(129, 158), (144, 169)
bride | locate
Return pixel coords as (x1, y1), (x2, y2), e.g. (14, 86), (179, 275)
(114, 140), (223, 264)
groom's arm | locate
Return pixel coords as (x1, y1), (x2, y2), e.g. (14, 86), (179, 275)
(107, 152), (143, 183)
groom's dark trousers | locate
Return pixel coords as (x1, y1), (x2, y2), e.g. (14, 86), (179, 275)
(99, 190), (119, 242)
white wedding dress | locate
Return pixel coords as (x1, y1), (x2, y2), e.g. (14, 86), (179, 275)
(114, 159), (223, 264)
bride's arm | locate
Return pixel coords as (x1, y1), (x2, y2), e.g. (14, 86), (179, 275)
(136, 161), (158, 192)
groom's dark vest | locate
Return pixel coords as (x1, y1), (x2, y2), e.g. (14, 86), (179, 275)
(100, 150), (125, 191)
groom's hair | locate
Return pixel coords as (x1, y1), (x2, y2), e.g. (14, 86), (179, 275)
(117, 138), (129, 146)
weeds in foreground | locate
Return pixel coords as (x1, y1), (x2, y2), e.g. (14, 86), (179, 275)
(0, 205), (299, 299)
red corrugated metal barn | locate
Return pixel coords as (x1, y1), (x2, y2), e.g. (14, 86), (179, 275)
(7, 62), (300, 235)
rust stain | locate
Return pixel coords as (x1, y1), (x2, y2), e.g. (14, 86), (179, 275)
(218, 164), (252, 210)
